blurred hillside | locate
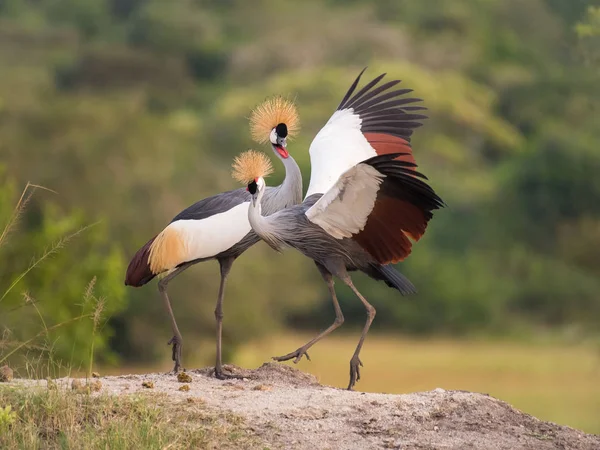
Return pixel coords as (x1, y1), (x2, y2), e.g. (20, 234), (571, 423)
(0, 0), (599, 368)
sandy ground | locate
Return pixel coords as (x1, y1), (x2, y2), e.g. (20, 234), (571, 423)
(10, 363), (600, 450)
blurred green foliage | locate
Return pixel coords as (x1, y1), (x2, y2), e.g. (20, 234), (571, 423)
(0, 174), (125, 369)
(0, 0), (598, 367)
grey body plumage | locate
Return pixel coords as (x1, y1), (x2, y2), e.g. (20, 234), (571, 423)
(125, 149), (302, 377)
(248, 179), (418, 296)
(251, 194), (374, 274)
(246, 153), (443, 390)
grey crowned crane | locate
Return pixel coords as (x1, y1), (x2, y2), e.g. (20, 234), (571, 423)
(232, 70), (445, 390)
(124, 97), (303, 377)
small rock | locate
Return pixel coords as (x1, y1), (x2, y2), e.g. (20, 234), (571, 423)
(179, 384), (190, 392)
(177, 372), (192, 383)
(433, 387), (446, 394)
(222, 381), (245, 390)
(252, 384), (272, 391)
(142, 381), (154, 389)
(92, 372), (100, 378)
(0, 365), (13, 382)
(434, 425), (439, 431)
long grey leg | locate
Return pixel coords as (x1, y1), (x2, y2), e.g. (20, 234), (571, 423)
(158, 262), (194, 373)
(214, 257), (235, 379)
(340, 275), (376, 391)
(273, 262), (345, 363)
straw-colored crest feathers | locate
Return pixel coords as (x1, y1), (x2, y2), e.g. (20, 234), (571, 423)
(231, 150), (274, 184)
(249, 96), (300, 144)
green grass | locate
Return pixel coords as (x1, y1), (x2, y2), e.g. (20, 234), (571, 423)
(235, 333), (600, 434)
(0, 386), (258, 449)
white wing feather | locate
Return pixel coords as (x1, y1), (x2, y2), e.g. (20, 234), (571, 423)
(305, 109), (377, 198)
(305, 164), (384, 239)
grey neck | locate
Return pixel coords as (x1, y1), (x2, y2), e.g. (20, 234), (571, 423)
(248, 188), (282, 250)
(247, 151), (302, 250)
(272, 154), (303, 209)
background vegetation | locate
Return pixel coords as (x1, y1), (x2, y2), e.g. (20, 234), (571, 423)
(0, 0), (599, 433)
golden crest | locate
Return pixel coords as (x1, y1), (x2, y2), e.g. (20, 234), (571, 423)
(231, 150), (274, 184)
(249, 96), (300, 144)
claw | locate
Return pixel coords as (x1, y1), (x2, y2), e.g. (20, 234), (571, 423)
(347, 356), (363, 390)
(272, 347), (311, 364)
(167, 335), (182, 373)
(214, 367), (245, 380)
(214, 369), (227, 380)
(295, 350), (310, 363)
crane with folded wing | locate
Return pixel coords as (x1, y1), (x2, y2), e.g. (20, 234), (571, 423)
(124, 98), (303, 377)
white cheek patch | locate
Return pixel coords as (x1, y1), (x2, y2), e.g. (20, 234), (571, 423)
(269, 128), (277, 144)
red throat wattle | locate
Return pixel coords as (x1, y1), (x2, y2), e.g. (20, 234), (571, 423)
(276, 145), (289, 159)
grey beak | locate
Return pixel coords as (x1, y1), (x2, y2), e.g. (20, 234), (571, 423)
(276, 136), (287, 148)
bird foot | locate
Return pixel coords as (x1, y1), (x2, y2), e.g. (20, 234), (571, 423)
(167, 335), (183, 373)
(272, 347), (311, 364)
(347, 355), (363, 390)
(213, 366), (245, 380)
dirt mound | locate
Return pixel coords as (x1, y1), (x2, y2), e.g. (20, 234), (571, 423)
(192, 362), (320, 387)
(10, 363), (600, 449)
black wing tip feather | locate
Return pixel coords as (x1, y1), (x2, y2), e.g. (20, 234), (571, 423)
(343, 73), (388, 111)
(335, 69), (426, 138)
(361, 153), (445, 210)
(362, 152), (412, 166)
(337, 67), (369, 110)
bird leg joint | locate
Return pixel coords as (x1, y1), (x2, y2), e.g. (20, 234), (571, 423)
(366, 306), (376, 320)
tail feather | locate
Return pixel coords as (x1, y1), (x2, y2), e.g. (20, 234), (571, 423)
(124, 236), (157, 287)
(375, 264), (416, 295)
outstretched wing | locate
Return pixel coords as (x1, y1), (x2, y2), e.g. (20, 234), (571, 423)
(305, 154), (444, 264)
(305, 69), (427, 198)
(305, 163), (384, 239)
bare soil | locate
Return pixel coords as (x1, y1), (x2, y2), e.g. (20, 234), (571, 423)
(10, 363), (600, 449)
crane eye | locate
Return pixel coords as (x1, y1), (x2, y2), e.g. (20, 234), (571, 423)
(247, 180), (258, 195)
(275, 123), (288, 138)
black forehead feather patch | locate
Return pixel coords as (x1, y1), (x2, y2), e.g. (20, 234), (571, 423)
(248, 180), (258, 195)
(275, 123), (288, 138)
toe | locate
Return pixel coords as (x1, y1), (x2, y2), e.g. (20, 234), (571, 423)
(347, 377), (355, 390)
